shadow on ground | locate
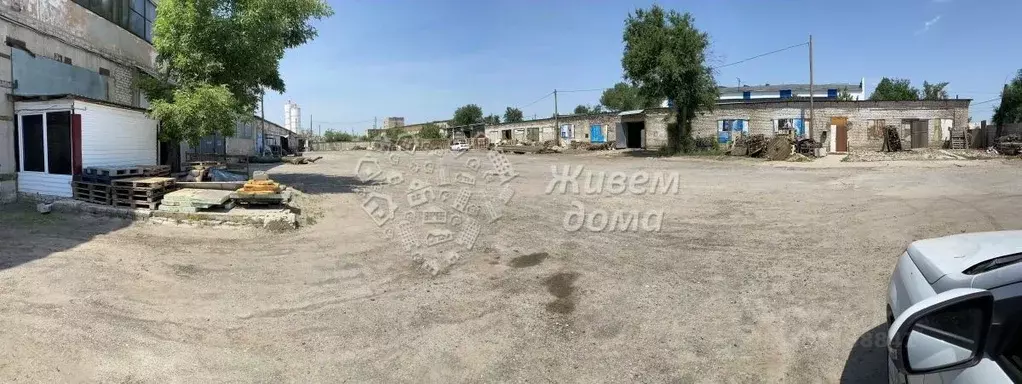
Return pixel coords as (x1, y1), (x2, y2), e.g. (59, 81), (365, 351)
(270, 173), (379, 195)
(840, 323), (890, 383)
(0, 202), (130, 271)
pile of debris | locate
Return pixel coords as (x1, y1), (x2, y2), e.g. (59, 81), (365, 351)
(729, 134), (767, 157)
(995, 134), (1022, 156)
(881, 126), (903, 152)
(281, 155), (323, 165)
(765, 136), (794, 161)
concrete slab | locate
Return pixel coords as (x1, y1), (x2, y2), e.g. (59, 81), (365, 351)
(162, 188), (232, 206)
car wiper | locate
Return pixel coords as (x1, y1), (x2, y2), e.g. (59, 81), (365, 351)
(964, 252), (1022, 275)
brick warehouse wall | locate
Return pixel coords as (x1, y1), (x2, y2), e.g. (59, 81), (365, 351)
(689, 100), (970, 151)
(485, 113), (622, 144)
(0, 0), (156, 202)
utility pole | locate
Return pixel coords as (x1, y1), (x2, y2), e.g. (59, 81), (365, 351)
(260, 90), (266, 155)
(553, 89), (559, 145)
(808, 34), (815, 140)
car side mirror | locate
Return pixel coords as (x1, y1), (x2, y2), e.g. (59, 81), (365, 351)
(888, 288), (993, 375)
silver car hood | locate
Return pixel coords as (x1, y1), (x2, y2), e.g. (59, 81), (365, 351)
(907, 230), (1022, 286)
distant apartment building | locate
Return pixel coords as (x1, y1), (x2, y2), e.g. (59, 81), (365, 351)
(718, 79), (867, 101)
(382, 117), (405, 129)
(284, 100), (302, 133)
(1, 0), (158, 201)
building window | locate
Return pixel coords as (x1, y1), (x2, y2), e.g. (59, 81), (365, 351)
(20, 115), (45, 172)
(780, 90), (792, 99)
(743, 91), (751, 100)
(827, 89), (838, 98)
(72, 0), (156, 43)
(867, 119), (886, 140)
(560, 124), (574, 139)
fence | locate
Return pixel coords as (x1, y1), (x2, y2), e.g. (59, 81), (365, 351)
(970, 123), (1022, 148)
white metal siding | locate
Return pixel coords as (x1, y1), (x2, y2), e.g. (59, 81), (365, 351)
(17, 172), (72, 197)
(78, 100), (158, 167)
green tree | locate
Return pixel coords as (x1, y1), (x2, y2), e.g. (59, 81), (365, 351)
(622, 5), (717, 153)
(869, 78), (920, 101)
(140, 0), (332, 144)
(836, 87), (855, 101)
(419, 123), (443, 139)
(503, 107), (524, 123)
(994, 70), (1022, 126)
(483, 114), (501, 125)
(573, 104), (604, 114)
(323, 130), (354, 142)
(385, 126), (403, 142)
(923, 81), (950, 100)
(452, 104), (484, 127)
(599, 82), (653, 111)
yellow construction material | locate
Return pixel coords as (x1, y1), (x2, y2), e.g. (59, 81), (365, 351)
(238, 179), (281, 194)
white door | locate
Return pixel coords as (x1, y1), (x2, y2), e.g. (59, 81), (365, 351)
(615, 123), (626, 149)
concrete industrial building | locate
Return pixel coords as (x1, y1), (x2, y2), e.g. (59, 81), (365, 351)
(284, 100), (301, 134)
(1, 0), (158, 202)
(382, 116), (405, 129)
(485, 99), (969, 153)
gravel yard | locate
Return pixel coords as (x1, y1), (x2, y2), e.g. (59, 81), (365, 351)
(2, 150), (1021, 383)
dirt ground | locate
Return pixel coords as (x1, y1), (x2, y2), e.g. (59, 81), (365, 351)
(2, 150), (1022, 383)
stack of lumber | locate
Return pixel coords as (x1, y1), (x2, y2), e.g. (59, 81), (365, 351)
(232, 179), (285, 205)
(159, 189), (234, 213)
(112, 176), (176, 209)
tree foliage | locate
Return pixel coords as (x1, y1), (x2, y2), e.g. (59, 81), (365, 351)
(622, 5), (717, 153)
(869, 78), (920, 101)
(483, 114), (501, 125)
(419, 123), (443, 139)
(141, 0), (332, 143)
(573, 104), (604, 114)
(323, 130), (355, 142)
(452, 104), (484, 127)
(923, 81), (950, 100)
(836, 87), (854, 101)
(503, 107), (524, 123)
(994, 70), (1022, 126)
(599, 82), (655, 111)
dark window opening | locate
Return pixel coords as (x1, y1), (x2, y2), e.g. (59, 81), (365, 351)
(827, 89), (838, 98)
(63, 57), (72, 65)
(743, 91), (751, 100)
(71, 0), (156, 43)
(780, 90), (792, 99)
(46, 112), (73, 175)
(21, 115), (44, 172)
(99, 67), (111, 76)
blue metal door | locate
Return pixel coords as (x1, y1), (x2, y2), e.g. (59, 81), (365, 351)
(590, 125), (605, 143)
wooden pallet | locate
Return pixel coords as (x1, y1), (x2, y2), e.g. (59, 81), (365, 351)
(113, 187), (171, 199)
(73, 181), (112, 205)
(85, 166), (144, 177)
(111, 177), (175, 189)
(112, 199), (160, 209)
(136, 164), (172, 177)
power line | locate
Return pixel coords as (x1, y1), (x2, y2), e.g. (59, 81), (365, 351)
(972, 97), (1001, 106)
(715, 42), (809, 70)
(518, 91), (555, 108)
(559, 88), (607, 94)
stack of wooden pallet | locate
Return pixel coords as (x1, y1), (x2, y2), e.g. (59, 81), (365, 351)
(73, 166), (146, 205)
(111, 177), (176, 209)
(137, 164), (171, 177)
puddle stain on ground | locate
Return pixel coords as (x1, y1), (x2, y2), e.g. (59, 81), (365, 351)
(509, 252), (549, 268)
(543, 271), (579, 314)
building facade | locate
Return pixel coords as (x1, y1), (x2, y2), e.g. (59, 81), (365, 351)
(382, 116), (404, 129)
(284, 100), (301, 134)
(1, 0), (158, 202)
(482, 99), (969, 153)
(718, 79), (866, 101)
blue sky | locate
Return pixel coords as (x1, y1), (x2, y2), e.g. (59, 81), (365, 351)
(263, 0), (1019, 134)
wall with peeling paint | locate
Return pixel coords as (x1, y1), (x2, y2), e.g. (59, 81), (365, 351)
(0, 0), (156, 202)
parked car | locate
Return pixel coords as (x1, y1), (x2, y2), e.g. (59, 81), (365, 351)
(886, 231), (1022, 383)
(450, 140), (469, 151)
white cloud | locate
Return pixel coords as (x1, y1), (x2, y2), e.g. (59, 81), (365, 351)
(916, 15), (942, 35)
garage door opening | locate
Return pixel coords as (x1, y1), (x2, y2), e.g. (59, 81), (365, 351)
(625, 121), (645, 148)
